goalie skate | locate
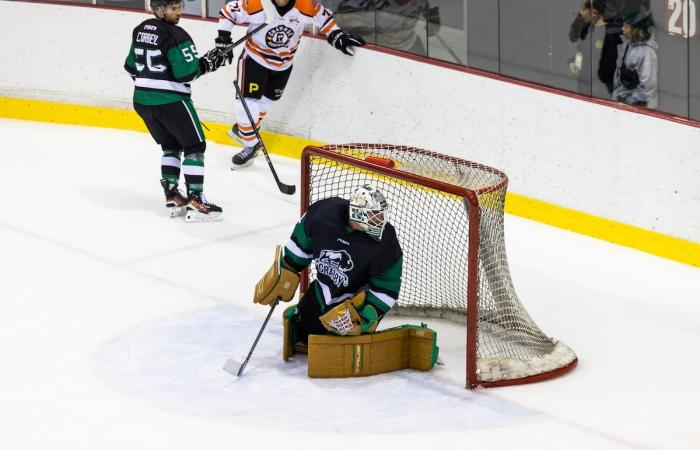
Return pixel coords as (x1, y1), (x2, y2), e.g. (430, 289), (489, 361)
(160, 179), (187, 218)
(185, 192), (223, 222)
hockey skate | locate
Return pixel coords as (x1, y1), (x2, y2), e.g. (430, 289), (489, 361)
(226, 123), (244, 145)
(185, 191), (223, 222)
(160, 179), (188, 218)
(231, 143), (260, 169)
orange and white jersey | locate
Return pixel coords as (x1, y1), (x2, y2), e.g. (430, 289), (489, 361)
(218, 0), (341, 71)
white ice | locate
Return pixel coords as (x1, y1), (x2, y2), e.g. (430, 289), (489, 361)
(0, 118), (699, 450)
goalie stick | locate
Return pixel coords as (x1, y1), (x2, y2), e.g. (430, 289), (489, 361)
(223, 298), (280, 377)
(232, 80), (296, 195)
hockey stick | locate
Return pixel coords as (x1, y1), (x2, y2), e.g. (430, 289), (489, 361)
(223, 298), (280, 377)
(198, 25), (267, 133)
(232, 80), (296, 195)
(232, 23), (267, 49)
(220, 23), (267, 67)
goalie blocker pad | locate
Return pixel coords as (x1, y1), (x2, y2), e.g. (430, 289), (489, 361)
(254, 245), (300, 305)
(307, 325), (439, 378)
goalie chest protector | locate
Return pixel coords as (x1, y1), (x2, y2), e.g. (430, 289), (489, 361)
(300, 197), (402, 308)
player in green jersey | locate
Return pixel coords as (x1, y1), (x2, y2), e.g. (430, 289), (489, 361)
(124, 0), (230, 222)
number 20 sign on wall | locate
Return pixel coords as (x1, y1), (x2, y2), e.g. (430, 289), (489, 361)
(667, 0), (697, 38)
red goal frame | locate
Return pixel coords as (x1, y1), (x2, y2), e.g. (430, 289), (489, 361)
(300, 144), (577, 388)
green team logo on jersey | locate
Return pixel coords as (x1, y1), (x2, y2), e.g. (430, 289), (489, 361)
(317, 249), (354, 287)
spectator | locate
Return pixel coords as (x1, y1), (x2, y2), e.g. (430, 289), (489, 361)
(598, 0), (650, 94)
(568, 0), (606, 94)
(612, 8), (658, 108)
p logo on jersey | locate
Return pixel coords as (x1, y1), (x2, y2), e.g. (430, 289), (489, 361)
(266, 25), (295, 49)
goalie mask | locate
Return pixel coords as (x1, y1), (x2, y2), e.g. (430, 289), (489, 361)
(348, 185), (390, 241)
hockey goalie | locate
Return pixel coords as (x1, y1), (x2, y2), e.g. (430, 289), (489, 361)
(253, 185), (439, 377)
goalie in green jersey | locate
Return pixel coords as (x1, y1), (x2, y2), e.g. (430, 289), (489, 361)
(251, 186), (438, 377)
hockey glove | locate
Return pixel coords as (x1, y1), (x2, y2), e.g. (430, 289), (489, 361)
(320, 300), (362, 336)
(215, 31), (234, 65)
(327, 29), (366, 56)
(199, 48), (226, 75)
(254, 245), (300, 305)
(349, 291), (380, 333)
(357, 303), (379, 334)
(319, 292), (381, 336)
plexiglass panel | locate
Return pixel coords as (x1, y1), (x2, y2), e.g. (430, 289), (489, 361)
(427, 0), (467, 65)
(207, 0), (226, 18)
(98, 0), (146, 8)
(11, 0), (700, 121)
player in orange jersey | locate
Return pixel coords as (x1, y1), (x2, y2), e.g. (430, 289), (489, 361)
(216, 0), (365, 168)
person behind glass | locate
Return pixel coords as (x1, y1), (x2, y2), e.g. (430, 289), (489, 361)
(568, 0), (605, 93)
(597, 0), (650, 94)
(612, 8), (657, 108)
(569, 0), (604, 48)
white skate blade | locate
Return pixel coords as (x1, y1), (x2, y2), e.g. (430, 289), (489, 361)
(230, 158), (255, 171)
(185, 209), (223, 222)
(167, 206), (186, 218)
(223, 358), (243, 376)
(226, 128), (243, 145)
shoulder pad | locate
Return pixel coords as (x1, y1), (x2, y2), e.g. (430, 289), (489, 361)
(296, 0), (318, 17)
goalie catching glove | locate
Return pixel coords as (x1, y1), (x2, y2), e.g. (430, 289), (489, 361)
(327, 29), (366, 56)
(253, 245), (300, 305)
(319, 291), (379, 336)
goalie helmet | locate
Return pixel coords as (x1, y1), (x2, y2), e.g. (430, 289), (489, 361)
(150, 0), (182, 15)
(348, 185), (390, 241)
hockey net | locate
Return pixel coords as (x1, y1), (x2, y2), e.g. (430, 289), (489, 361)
(301, 144), (577, 388)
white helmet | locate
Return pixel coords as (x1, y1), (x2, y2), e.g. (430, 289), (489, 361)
(348, 185), (390, 241)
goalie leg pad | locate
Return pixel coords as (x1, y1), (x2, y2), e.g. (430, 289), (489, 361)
(283, 304), (308, 361)
(307, 325), (439, 378)
(283, 305), (294, 361)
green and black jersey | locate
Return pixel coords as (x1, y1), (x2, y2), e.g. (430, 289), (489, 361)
(124, 18), (203, 106)
(282, 197), (403, 315)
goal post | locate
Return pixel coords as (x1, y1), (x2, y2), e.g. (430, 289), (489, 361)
(300, 144), (578, 388)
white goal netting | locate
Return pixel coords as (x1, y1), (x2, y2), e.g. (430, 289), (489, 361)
(302, 144), (577, 387)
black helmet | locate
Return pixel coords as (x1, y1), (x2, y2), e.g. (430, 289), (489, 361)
(150, 0), (182, 14)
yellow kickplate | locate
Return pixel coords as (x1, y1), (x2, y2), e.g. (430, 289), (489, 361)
(307, 326), (437, 378)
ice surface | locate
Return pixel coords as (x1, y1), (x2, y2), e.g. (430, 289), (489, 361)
(0, 119), (699, 450)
